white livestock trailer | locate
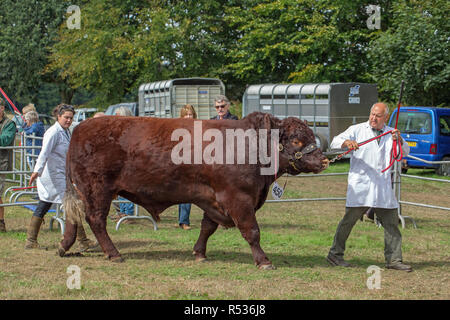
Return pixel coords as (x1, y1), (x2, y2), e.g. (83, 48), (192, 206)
(242, 83), (378, 151)
(138, 78), (225, 120)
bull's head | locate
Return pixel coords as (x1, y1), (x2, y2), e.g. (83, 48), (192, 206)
(278, 117), (328, 175)
(245, 112), (328, 176)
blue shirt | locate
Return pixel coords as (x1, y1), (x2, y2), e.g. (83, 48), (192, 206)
(24, 122), (45, 155)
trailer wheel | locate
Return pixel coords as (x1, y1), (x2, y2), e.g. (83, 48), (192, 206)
(436, 156), (450, 176)
(314, 133), (328, 152)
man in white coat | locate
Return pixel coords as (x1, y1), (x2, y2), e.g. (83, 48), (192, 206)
(327, 102), (413, 272)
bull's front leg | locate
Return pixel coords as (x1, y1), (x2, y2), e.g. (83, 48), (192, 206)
(235, 213), (275, 270)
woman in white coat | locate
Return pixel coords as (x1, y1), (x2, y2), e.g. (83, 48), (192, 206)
(25, 104), (97, 251)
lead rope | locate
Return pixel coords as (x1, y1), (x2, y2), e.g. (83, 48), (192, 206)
(381, 81), (405, 173)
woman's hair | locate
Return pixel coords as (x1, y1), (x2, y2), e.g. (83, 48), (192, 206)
(24, 110), (39, 124)
(180, 104), (197, 119)
(56, 104), (75, 116)
(115, 106), (133, 116)
(22, 103), (36, 114)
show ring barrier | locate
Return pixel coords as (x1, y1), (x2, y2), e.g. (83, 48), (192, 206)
(2, 134), (448, 232)
(266, 154), (450, 229)
(1, 133), (158, 234)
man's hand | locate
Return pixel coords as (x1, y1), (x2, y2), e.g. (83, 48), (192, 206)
(342, 140), (359, 150)
(391, 129), (402, 142)
(29, 172), (39, 186)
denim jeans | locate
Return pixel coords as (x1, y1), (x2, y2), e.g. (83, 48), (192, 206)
(178, 203), (191, 225)
(33, 200), (53, 218)
(118, 196), (134, 215)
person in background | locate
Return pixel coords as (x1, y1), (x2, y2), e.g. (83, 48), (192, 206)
(0, 98), (17, 232)
(210, 97), (238, 230)
(177, 104), (198, 230)
(115, 106), (133, 116)
(211, 95), (238, 120)
(326, 102), (412, 272)
(22, 103), (36, 115)
(26, 104), (98, 251)
(23, 111), (45, 170)
(93, 112), (105, 118)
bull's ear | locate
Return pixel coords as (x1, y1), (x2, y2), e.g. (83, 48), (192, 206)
(303, 119), (309, 126)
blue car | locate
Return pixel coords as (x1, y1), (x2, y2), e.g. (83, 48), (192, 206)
(388, 106), (450, 176)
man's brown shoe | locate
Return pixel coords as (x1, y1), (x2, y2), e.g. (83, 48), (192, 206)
(326, 254), (353, 267)
(180, 224), (191, 230)
(386, 262), (413, 272)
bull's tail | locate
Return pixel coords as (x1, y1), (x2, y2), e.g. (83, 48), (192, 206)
(63, 160), (85, 225)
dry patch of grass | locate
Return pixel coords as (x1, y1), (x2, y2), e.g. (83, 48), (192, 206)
(0, 174), (449, 300)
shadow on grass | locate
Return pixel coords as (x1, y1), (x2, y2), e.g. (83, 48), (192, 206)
(103, 243), (450, 271)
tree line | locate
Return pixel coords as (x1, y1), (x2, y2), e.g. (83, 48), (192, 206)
(0, 0), (448, 115)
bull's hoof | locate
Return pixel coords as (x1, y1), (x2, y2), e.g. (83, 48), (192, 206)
(57, 246), (66, 257)
(110, 255), (124, 263)
(195, 256), (207, 263)
(258, 264), (276, 270)
(193, 251), (207, 263)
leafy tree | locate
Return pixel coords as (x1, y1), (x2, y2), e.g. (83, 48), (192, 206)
(0, 0), (74, 112)
(224, 0), (394, 97)
(368, 0), (449, 106)
(48, 0), (243, 107)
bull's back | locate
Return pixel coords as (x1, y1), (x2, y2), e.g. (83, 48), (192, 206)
(68, 116), (262, 187)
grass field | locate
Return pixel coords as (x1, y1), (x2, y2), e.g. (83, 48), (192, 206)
(0, 161), (449, 300)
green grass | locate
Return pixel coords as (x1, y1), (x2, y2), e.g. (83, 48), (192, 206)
(0, 172), (449, 300)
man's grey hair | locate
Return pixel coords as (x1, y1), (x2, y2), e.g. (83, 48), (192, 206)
(24, 110), (39, 124)
(214, 95), (230, 105)
(371, 103), (389, 115)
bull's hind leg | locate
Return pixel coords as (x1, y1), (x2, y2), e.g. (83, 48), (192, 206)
(58, 220), (77, 256)
(193, 213), (218, 262)
(84, 201), (123, 262)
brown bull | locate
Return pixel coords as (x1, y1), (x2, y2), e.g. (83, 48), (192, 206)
(58, 112), (327, 269)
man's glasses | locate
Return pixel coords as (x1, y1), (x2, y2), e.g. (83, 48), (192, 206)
(215, 104), (227, 109)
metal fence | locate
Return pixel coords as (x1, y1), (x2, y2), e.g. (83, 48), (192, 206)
(1, 133), (158, 234)
(3, 132), (448, 231)
(266, 155), (450, 229)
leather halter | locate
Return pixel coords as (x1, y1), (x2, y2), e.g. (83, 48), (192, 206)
(279, 142), (318, 172)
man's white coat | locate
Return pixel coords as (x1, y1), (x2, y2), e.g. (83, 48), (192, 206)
(331, 121), (410, 208)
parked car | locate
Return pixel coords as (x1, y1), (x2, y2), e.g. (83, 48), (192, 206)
(388, 106), (450, 175)
(105, 102), (138, 116)
(71, 108), (98, 129)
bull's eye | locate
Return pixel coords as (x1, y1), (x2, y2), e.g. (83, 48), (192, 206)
(291, 139), (303, 148)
